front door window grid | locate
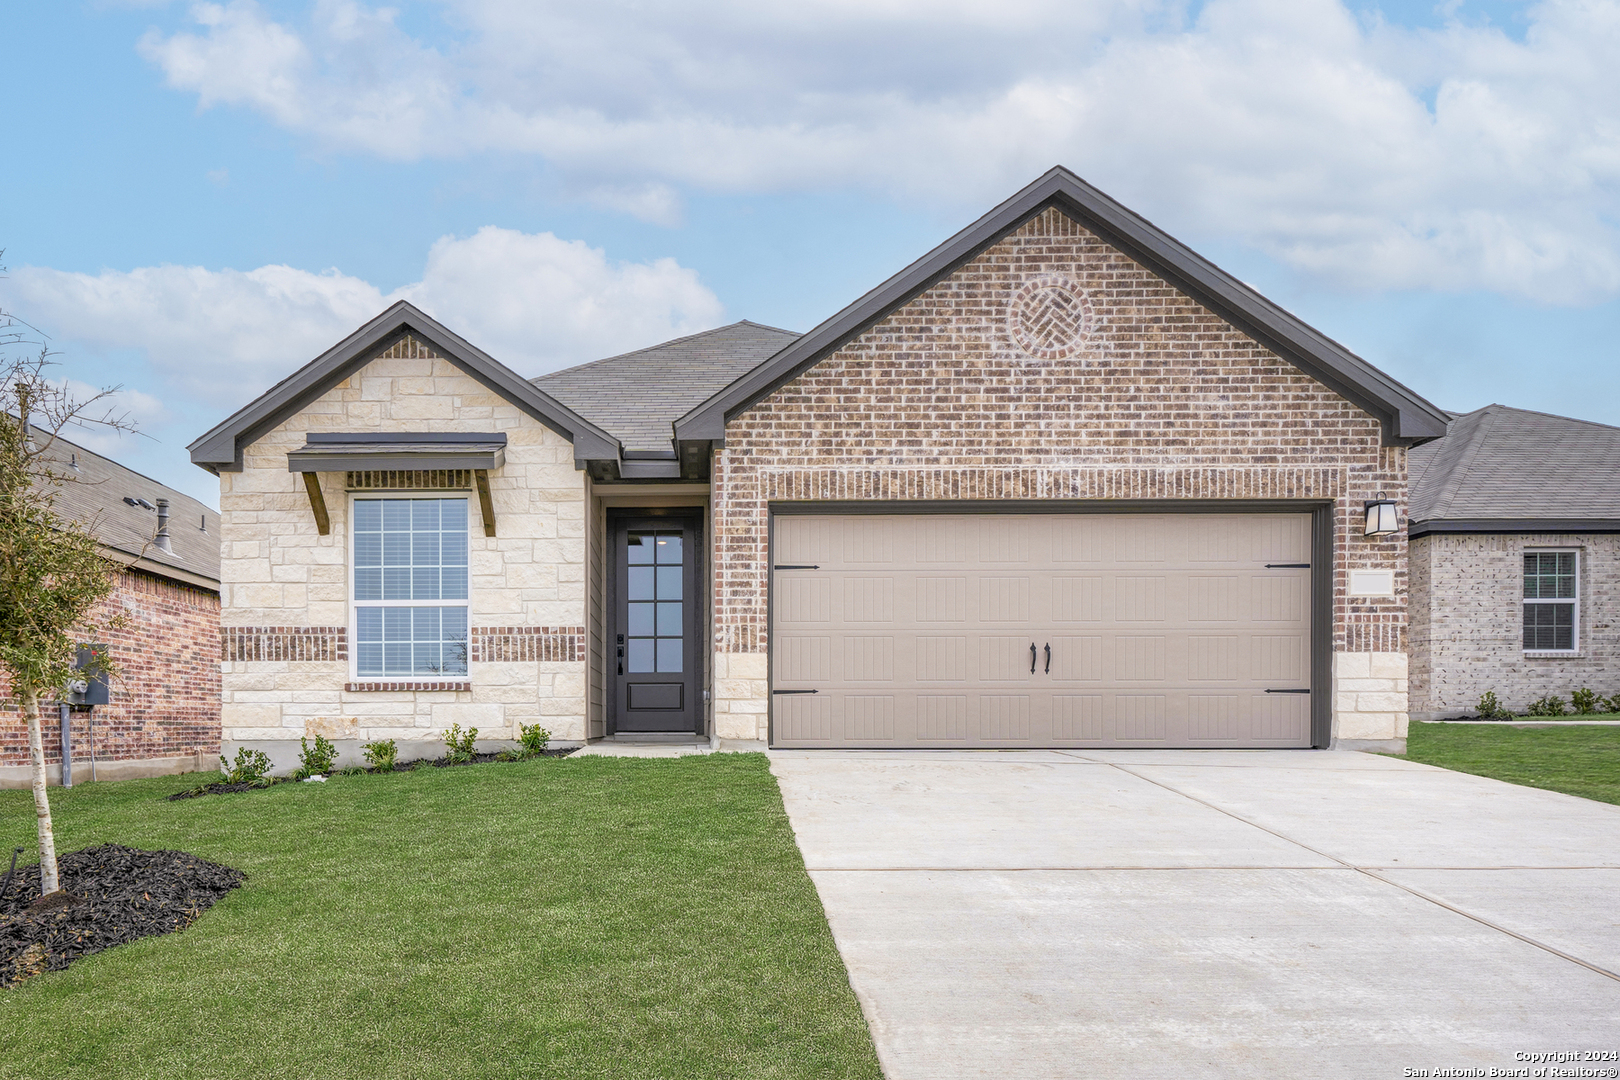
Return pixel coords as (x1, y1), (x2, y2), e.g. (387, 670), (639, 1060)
(626, 531), (683, 673)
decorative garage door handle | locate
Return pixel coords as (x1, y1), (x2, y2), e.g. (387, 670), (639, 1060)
(1044, 643), (1051, 674)
(1030, 642), (1037, 674)
(1264, 688), (1311, 694)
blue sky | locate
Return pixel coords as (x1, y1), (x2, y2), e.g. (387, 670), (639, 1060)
(2, 0), (1617, 508)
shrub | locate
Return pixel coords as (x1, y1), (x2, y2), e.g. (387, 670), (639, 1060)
(337, 765), (367, 777)
(1605, 694), (1620, 715)
(220, 748), (272, 786)
(1571, 688), (1599, 715)
(517, 723), (551, 758)
(444, 724), (479, 764)
(1527, 695), (1567, 717)
(1476, 690), (1509, 720)
(361, 738), (397, 772)
(294, 735), (338, 779)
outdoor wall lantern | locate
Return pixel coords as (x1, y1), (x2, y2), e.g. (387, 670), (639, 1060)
(1364, 492), (1399, 537)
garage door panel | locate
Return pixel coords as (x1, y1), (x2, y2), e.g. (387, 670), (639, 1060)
(772, 513), (1313, 748)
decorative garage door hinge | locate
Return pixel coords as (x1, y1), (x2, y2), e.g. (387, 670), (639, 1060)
(772, 564), (820, 570)
(772, 689), (819, 695)
(1264, 688), (1312, 694)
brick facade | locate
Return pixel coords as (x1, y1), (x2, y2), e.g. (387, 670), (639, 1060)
(1, 568), (221, 773)
(710, 207), (1408, 742)
(1410, 532), (1620, 717)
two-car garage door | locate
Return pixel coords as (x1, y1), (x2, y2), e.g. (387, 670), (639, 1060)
(770, 513), (1316, 748)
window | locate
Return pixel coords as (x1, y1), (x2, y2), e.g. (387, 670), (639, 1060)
(1523, 550), (1577, 652)
(626, 530), (682, 673)
(353, 497), (469, 677)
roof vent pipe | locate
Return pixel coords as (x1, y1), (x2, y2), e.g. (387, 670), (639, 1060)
(154, 498), (173, 553)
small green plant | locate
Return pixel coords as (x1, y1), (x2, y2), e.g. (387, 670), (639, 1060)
(444, 724), (479, 764)
(1605, 694), (1620, 714)
(361, 738), (397, 772)
(1527, 694), (1567, 717)
(337, 765), (367, 777)
(294, 734), (338, 779)
(1571, 688), (1599, 715)
(517, 723), (551, 758)
(1476, 690), (1509, 720)
(220, 747), (273, 786)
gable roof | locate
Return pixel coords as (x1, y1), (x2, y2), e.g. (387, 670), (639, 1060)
(37, 430), (220, 589)
(533, 321), (799, 452)
(189, 301), (620, 474)
(674, 166), (1450, 448)
(1408, 404), (1620, 536)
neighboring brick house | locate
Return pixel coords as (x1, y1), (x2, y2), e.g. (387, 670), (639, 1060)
(191, 167), (1450, 764)
(1409, 405), (1620, 718)
(1, 433), (221, 787)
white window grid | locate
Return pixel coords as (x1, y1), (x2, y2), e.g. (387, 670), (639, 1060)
(348, 492), (472, 681)
(1523, 547), (1579, 654)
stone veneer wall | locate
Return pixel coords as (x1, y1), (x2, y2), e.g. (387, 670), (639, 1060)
(710, 206), (1409, 745)
(1410, 532), (1620, 717)
(218, 333), (587, 754)
(1, 568), (221, 785)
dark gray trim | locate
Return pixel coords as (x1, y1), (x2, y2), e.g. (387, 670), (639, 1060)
(676, 167), (1449, 448)
(1311, 504), (1333, 749)
(1409, 518), (1620, 538)
(764, 499), (1332, 749)
(288, 446), (507, 472)
(306, 432), (508, 445)
(189, 301), (620, 474)
(770, 498), (1332, 516)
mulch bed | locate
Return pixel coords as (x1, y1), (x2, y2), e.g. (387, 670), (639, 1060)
(166, 747), (576, 800)
(1, 845), (245, 988)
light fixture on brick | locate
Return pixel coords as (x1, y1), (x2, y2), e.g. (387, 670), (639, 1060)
(1364, 492), (1399, 537)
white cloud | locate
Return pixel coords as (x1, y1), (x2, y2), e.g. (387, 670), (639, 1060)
(3, 230), (723, 408)
(138, 0), (1620, 302)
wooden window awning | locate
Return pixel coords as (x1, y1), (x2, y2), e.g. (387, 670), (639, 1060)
(288, 433), (505, 537)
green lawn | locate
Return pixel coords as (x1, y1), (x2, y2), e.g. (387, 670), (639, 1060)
(0, 754), (881, 1080)
(1403, 722), (1620, 806)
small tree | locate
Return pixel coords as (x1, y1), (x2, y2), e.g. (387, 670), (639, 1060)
(1, 277), (132, 895)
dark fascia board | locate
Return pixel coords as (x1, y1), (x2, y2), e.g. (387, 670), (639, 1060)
(189, 301), (620, 473)
(288, 431), (507, 472)
(1410, 518), (1620, 538)
(675, 167), (1450, 448)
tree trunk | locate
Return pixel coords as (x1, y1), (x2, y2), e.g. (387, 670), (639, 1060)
(23, 687), (60, 895)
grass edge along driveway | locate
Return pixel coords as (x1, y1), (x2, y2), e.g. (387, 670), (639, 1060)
(0, 753), (881, 1080)
(1401, 722), (1620, 806)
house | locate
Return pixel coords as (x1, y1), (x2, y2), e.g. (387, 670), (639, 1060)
(1409, 404), (1620, 718)
(190, 166), (1450, 765)
(0, 432), (222, 787)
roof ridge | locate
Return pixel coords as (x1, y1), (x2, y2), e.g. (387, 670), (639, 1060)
(1428, 406), (1499, 521)
(532, 320), (795, 384)
(1485, 402), (1620, 432)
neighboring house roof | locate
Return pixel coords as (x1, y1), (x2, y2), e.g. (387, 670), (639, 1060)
(674, 166), (1451, 448)
(36, 430), (221, 589)
(189, 301), (620, 474)
(1408, 404), (1620, 537)
(532, 322), (800, 452)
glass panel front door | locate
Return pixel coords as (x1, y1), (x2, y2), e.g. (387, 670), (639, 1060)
(613, 515), (700, 733)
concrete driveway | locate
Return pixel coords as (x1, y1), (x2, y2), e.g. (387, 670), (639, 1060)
(768, 749), (1620, 1079)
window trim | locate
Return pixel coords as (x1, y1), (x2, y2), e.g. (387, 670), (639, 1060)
(1522, 547), (1580, 654)
(348, 491), (473, 682)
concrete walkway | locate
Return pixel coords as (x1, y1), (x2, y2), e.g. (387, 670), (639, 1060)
(768, 749), (1620, 1079)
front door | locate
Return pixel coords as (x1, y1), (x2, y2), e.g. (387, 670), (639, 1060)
(611, 513), (702, 734)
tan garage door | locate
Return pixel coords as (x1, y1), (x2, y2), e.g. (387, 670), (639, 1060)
(771, 513), (1314, 748)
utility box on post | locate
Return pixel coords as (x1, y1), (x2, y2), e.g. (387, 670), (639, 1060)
(70, 644), (110, 706)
